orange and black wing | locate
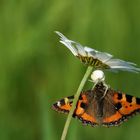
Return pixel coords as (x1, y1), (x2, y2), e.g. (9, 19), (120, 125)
(52, 95), (74, 114)
(102, 91), (140, 127)
(52, 91), (98, 127)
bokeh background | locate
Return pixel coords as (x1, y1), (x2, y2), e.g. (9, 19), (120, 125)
(1, 0), (140, 140)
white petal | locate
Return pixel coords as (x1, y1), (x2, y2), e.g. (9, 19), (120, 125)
(84, 47), (96, 52)
(94, 52), (113, 62)
(106, 59), (140, 73)
(55, 31), (78, 56)
(86, 49), (113, 62)
(75, 43), (87, 56)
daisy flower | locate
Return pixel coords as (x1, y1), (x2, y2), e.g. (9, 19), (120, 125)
(55, 31), (140, 73)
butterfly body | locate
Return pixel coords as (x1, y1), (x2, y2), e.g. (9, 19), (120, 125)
(52, 83), (140, 127)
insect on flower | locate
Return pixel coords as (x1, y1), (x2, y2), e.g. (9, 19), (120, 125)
(52, 81), (140, 127)
(55, 31), (140, 73)
(52, 70), (140, 127)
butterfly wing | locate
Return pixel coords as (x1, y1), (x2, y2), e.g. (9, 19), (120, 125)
(102, 90), (140, 127)
(52, 91), (98, 127)
(52, 95), (74, 114)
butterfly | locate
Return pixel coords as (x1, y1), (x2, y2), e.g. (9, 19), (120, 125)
(55, 31), (140, 73)
(52, 82), (140, 127)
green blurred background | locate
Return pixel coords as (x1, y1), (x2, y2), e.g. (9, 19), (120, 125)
(0, 0), (140, 140)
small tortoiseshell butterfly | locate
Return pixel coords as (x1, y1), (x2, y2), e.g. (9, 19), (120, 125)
(52, 82), (140, 127)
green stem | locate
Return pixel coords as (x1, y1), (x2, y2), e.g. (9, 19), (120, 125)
(61, 66), (93, 140)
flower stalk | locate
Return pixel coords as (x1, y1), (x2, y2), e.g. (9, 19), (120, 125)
(61, 66), (93, 140)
